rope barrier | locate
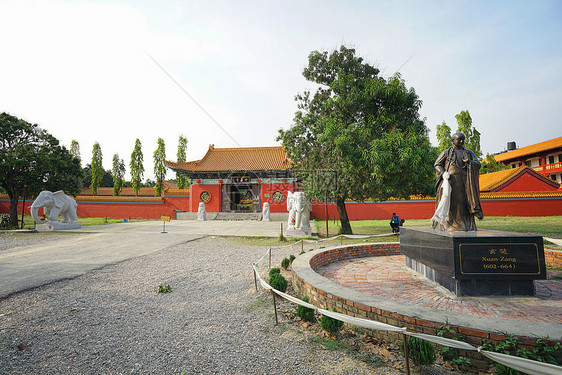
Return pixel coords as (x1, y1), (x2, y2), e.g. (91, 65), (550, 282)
(275, 232), (398, 250)
(545, 237), (562, 247)
(252, 246), (562, 375)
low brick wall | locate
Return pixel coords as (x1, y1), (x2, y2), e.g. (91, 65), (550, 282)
(545, 249), (562, 268)
(309, 242), (400, 269)
(291, 243), (561, 366)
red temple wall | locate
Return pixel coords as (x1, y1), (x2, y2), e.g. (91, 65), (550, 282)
(2, 194), (561, 221)
(261, 182), (295, 213)
(189, 184), (221, 213)
(310, 198), (562, 221)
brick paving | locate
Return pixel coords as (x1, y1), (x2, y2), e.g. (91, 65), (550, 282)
(316, 255), (562, 324)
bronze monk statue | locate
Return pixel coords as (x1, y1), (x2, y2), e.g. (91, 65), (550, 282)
(432, 132), (483, 231)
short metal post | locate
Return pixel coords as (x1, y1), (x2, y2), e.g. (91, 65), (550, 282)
(403, 333), (410, 375)
(325, 191), (328, 238)
(271, 290), (279, 325)
(268, 248), (272, 269)
(301, 240), (304, 253)
(253, 268), (257, 291)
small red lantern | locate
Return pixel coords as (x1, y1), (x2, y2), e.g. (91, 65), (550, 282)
(282, 179), (287, 184)
(196, 180), (201, 184)
(257, 179), (262, 184)
(218, 179), (223, 184)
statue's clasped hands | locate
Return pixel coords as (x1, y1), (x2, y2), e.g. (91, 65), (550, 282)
(443, 171), (450, 180)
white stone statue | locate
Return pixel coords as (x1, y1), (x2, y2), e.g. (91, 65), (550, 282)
(31, 190), (81, 230)
(197, 202), (207, 221)
(286, 191), (312, 236)
(262, 202), (271, 221)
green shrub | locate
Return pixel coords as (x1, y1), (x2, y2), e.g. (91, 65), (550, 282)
(269, 273), (288, 292)
(157, 284), (172, 293)
(281, 257), (291, 270)
(289, 254), (296, 263)
(321, 308), (344, 335)
(269, 267), (281, 278)
(296, 296), (315, 322)
(482, 334), (561, 375)
(406, 336), (435, 366)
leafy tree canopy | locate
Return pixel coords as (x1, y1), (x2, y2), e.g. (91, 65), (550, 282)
(480, 153), (509, 174)
(130, 138), (144, 196)
(153, 137), (166, 196)
(176, 135), (189, 189)
(455, 110), (482, 158)
(436, 110), (482, 158)
(70, 140), (81, 162)
(277, 46), (435, 234)
(0, 112), (82, 226)
(435, 121), (452, 153)
(90, 142), (103, 195)
(112, 153), (126, 196)
(82, 164), (113, 189)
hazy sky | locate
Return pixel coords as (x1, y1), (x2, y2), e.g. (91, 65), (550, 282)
(1, 0), (561, 180)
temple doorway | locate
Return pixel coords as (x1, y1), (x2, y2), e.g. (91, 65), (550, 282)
(221, 184), (261, 212)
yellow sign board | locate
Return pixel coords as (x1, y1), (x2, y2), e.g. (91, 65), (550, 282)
(160, 215), (171, 222)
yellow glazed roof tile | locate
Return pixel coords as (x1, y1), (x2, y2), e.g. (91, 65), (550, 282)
(479, 166), (560, 192)
(494, 137), (562, 162)
(166, 145), (290, 172)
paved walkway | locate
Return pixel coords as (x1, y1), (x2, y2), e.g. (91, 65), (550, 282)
(0, 220), (286, 299)
(317, 255), (562, 326)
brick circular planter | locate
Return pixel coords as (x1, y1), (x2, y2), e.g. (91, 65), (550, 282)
(291, 242), (562, 352)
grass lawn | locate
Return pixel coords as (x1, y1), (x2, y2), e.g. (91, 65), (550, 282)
(314, 216), (562, 239)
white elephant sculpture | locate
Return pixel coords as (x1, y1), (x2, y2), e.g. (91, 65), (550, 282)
(31, 190), (79, 225)
(286, 191), (312, 235)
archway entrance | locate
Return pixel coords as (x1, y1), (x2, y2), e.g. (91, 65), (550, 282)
(221, 184), (261, 212)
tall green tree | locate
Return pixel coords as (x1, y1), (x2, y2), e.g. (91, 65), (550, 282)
(153, 137), (166, 196)
(435, 121), (452, 153)
(130, 138), (144, 197)
(278, 46), (435, 234)
(480, 153), (509, 174)
(176, 135), (188, 189)
(0, 112), (82, 226)
(82, 165), (113, 189)
(435, 110), (482, 158)
(90, 142), (103, 195)
(70, 140), (81, 163)
(455, 110), (482, 158)
(112, 153), (126, 196)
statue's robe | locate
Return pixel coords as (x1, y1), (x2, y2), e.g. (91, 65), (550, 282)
(432, 146), (483, 231)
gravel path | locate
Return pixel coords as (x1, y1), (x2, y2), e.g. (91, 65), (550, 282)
(0, 236), (397, 374)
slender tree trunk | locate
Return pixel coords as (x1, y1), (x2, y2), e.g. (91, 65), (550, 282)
(8, 191), (19, 227)
(335, 196), (352, 234)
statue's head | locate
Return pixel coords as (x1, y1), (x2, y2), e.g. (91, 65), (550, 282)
(452, 132), (466, 148)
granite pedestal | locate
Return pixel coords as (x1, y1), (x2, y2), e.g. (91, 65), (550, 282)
(400, 227), (546, 296)
(36, 222), (82, 231)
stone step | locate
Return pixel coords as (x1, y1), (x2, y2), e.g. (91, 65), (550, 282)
(214, 212), (261, 221)
(175, 212), (289, 221)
